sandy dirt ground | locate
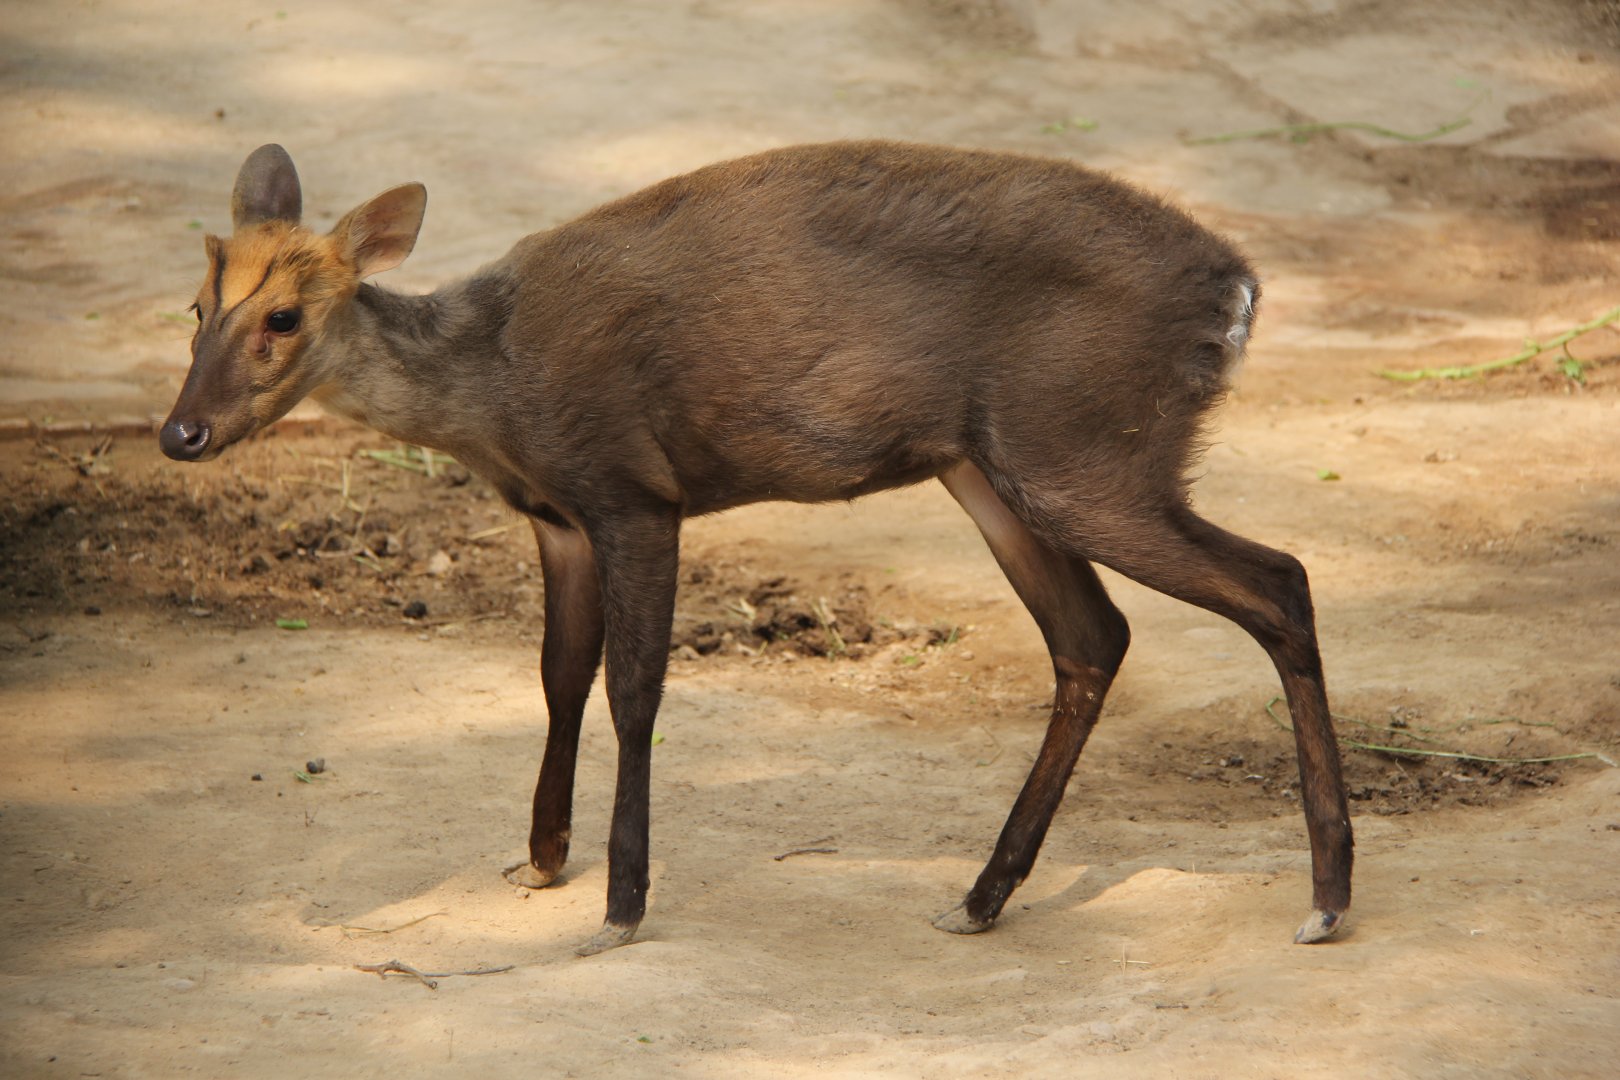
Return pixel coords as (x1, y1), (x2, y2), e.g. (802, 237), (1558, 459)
(4, 1), (1620, 1076)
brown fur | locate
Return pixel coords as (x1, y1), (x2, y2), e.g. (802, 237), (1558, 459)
(161, 142), (1351, 955)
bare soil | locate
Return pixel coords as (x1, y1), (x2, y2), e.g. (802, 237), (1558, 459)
(4, 1), (1620, 1077)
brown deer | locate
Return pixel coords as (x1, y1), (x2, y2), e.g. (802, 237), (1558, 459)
(161, 142), (1352, 955)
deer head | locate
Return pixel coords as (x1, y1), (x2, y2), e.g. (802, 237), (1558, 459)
(159, 144), (426, 461)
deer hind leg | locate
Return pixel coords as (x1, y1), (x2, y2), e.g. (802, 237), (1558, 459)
(932, 462), (1131, 934)
(1018, 490), (1352, 944)
(505, 518), (604, 890)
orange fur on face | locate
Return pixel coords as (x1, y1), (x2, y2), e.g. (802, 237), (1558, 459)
(197, 221), (354, 334)
(182, 222), (359, 441)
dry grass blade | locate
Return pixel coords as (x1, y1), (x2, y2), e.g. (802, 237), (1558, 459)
(812, 596), (847, 658)
(466, 522), (519, 542)
(335, 911), (449, 938)
(1264, 698), (1616, 767)
(358, 447), (458, 474)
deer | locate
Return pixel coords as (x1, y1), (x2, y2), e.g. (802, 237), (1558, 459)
(160, 142), (1352, 956)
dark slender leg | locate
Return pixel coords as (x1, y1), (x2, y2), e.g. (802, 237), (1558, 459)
(933, 463), (1131, 933)
(505, 518), (604, 889)
(1036, 498), (1353, 943)
(573, 506), (681, 956)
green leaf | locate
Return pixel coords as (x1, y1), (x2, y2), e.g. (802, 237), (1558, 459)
(1316, 468), (1341, 482)
(276, 618), (309, 631)
(1556, 350), (1585, 384)
(651, 732), (665, 746)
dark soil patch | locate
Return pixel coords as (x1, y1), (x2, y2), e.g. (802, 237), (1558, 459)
(0, 428), (931, 659)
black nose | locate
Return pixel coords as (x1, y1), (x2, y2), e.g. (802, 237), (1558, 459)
(159, 419), (212, 461)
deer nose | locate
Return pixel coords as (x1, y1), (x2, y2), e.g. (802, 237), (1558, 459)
(159, 419), (212, 461)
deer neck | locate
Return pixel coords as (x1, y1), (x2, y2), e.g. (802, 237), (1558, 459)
(310, 271), (515, 454)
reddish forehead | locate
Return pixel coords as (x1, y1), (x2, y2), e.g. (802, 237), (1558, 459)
(203, 224), (340, 310)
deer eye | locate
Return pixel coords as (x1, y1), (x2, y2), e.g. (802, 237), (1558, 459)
(266, 309), (301, 334)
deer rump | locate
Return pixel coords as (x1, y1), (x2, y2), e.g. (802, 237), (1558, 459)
(162, 141), (1351, 957)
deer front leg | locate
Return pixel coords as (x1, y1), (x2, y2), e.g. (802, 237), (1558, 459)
(573, 506), (681, 957)
(505, 517), (603, 890)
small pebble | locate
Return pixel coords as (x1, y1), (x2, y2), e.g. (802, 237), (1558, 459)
(305, 758), (326, 775)
(403, 600), (428, 619)
(251, 773), (263, 782)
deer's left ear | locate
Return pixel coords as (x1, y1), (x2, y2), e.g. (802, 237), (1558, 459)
(232, 144), (303, 229)
(332, 183), (427, 279)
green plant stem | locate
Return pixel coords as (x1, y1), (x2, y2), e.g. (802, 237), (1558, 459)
(1380, 304), (1620, 381)
(1186, 115), (1471, 146)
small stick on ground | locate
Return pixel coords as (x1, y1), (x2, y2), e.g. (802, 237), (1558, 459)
(355, 959), (439, 989)
(353, 959), (516, 989)
(774, 836), (837, 861)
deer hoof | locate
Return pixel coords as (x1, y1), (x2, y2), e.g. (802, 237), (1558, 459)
(503, 861), (560, 889)
(575, 921), (639, 956)
(1293, 908), (1346, 944)
(931, 903), (994, 935)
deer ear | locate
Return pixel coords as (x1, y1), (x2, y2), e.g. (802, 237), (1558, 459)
(333, 183), (427, 279)
(231, 144), (303, 229)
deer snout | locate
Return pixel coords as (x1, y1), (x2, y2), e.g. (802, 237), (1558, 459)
(159, 418), (213, 461)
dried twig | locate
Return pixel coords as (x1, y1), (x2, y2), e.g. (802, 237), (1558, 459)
(1113, 947), (1150, 969)
(355, 959), (439, 988)
(773, 847), (839, 861)
(774, 835), (837, 861)
(353, 959), (516, 990)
